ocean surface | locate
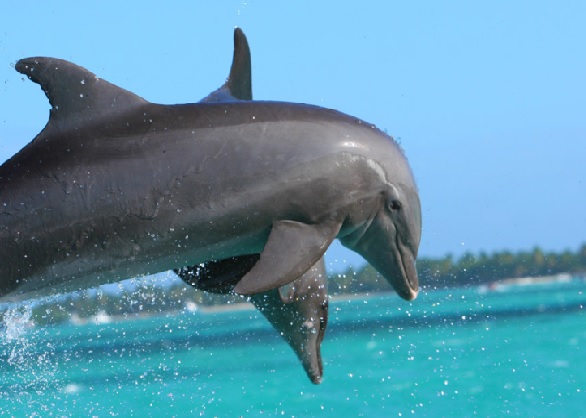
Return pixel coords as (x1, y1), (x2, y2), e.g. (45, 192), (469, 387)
(1, 277), (584, 417)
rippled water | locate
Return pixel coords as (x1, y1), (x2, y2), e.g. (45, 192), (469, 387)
(1, 278), (584, 417)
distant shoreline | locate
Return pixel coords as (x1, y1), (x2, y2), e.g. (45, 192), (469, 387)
(3, 271), (583, 329)
(62, 272), (586, 325)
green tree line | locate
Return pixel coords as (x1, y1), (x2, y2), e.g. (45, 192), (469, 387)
(16, 243), (586, 326)
(330, 243), (586, 295)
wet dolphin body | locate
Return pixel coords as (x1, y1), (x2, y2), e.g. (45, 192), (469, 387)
(177, 254), (328, 384)
(176, 29), (328, 384)
(0, 29), (421, 376)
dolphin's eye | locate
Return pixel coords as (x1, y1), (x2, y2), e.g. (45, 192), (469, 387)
(389, 200), (402, 211)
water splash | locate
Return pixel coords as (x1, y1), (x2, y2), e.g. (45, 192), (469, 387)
(0, 303), (58, 402)
(2, 304), (34, 344)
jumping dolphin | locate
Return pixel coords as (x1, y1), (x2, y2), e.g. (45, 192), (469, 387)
(177, 254), (328, 384)
(0, 27), (421, 377)
(176, 28), (328, 384)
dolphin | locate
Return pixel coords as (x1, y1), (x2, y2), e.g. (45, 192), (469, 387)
(177, 254), (328, 384)
(175, 28), (328, 384)
(1, 40), (421, 301)
(0, 28), (421, 377)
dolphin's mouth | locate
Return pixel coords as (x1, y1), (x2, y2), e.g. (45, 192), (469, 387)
(312, 299), (328, 384)
(298, 298), (327, 385)
(339, 213), (419, 301)
(394, 237), (419, 301)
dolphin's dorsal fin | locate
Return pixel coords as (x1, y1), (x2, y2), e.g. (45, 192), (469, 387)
(15, 57), (148, 132)
(201, 27), (252, 102)
(226, 28), (252, 100)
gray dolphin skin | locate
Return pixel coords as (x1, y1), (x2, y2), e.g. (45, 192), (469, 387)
(176, 254), (328, 384)
(0, 28), (421, 382)
(175, 28), (328, 384)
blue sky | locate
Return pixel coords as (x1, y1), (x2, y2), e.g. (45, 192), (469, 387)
(1, 1), (585, 271)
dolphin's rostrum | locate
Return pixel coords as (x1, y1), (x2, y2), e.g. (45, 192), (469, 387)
(0, 28), (421, 383)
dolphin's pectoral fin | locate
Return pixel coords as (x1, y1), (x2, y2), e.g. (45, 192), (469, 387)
(179, 254), (329, 384)
(233, 220), (340, 295)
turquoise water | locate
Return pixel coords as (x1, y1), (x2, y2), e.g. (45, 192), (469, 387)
(1, 279), (585, 417)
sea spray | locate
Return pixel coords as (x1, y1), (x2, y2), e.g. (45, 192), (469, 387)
(0, 303), (58, 405)
(2, 303), (34, 343)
